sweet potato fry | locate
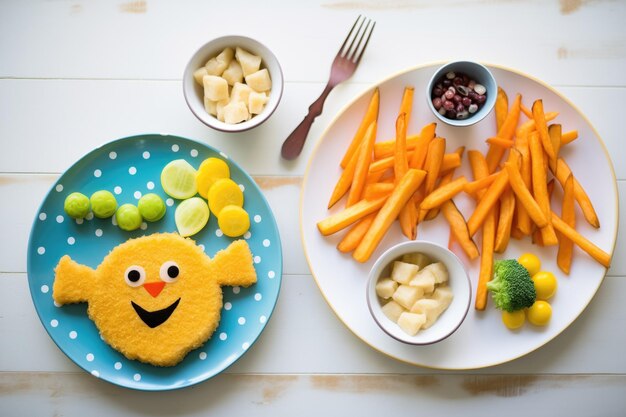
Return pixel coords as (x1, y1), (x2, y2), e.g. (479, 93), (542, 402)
(486, 94), (521, 173)
(340, 88), (379, 168)
(347, 121), (377, 206)
(328, 143), (360, 209)
(494, 188), (515, 253)
(317, 196), (388, 236)
(468, 150), (490, 183)
(369, 149), (461, 174)
(504, 161), (548, 228)
(520, 102), (533, 119)
(353, 169), (427, 262)
(424, 146), (465, 221)
(394, 113), (409, 181)
(395, 113), (417, 239)
(552, 158), (600, 228)
(495, 87), (508, 132)
(420, 177), (468, 210)
(365, 169), (385, 185)
(557, 174), (575, 274)
(400, 205), (418, 239)
(517, 111), (559, 136)
(424, 138), (446, 194)
(532, 225), (544, 247)
(548, 124), (562, 172)
(363, 183), (394, 200)
(511, 227), (524, 240)
(441, 200), (479, 260)
(467, 170), (510, 237)
(440, 153), (462, 173)
(476, 206), (496, 311)
(532, 99), (556, 163)
(551, 212), (611, 268)
(528, 131), (558, 246)
(337, 212), (377, 253)
(408, 124), (437, 169)
(515, 131), (532, 235)
(561, 130), (578, 146)
(486, 137), (515, 148)
(400, 87), (415, 126)
(373, 135), (420, 159)
(464, 172), (498, 196)
(547, 178), (555, 201)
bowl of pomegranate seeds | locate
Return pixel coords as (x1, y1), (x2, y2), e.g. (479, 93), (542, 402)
(427, 61), (497, 127)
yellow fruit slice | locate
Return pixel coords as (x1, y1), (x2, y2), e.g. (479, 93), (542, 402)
(218, 205), (250, 237)
(208, 178), (243, 216)
(175, 197), (210, 237)
(196, 157), (231, 199)
(501, 310), (525, 330)
(161, 159), (198, 199)
(527, 300), (552, 326)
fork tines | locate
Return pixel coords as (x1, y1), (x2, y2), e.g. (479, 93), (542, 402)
(339, 15), (375, 64)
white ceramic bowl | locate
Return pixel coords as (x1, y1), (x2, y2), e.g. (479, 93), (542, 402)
(426, 60), (497, 127)
(366, 240), (471, 345)
(183, 35), (284, 132)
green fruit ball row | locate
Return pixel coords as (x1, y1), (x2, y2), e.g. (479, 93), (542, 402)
(64, 191), (166, 231)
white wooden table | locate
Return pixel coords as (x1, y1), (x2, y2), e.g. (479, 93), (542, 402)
(1, 1), (625, 415)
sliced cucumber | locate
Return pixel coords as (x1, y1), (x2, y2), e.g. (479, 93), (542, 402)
(175, 197), (210, 237)
(161, 159), (198, 199)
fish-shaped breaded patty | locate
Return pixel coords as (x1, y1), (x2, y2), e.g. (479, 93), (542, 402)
(53, 233), (257, 367)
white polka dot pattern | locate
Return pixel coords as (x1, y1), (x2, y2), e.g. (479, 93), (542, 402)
(29, 136), (281, 389)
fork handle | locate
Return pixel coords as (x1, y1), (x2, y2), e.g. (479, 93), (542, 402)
(281, 84), (334, 160)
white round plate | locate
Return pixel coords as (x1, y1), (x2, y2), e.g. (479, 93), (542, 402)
(300, 64), (618, 369)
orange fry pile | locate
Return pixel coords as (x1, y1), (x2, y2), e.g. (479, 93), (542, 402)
(316, 86), (611, 311)
(317, 87), (474, 263)
(468, 88), (610, 310)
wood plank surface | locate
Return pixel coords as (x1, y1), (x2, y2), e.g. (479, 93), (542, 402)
(1, 0), (625, 414)
(1, 372), (625, 417)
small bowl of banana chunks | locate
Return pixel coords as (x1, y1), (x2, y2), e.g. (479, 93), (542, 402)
(366, 240), (471, 345)
(183, 35), (284, 132)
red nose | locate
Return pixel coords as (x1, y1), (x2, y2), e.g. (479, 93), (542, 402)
(143, 282), (166, 298)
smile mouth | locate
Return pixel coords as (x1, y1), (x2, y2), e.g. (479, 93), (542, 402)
(131, 298), (181, 328)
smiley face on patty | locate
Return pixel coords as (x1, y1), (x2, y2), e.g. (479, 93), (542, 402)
(53, 233), (257, 367)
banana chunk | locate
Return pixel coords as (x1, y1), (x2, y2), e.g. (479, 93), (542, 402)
(235, 47), (262, 77)
(391, 261), (419, 285)
(204, 97), (217, 116)
(193, 67), (209, 86)
(248, 91), (268, 114)
(397, 312), (426, 336)
(381, 300), (404, 322)
(203, 75), (229, 101)
(223, 101), (249, 124)
(230, 82), (253, 105)
(222, 60), (244, 86)
(245, 69), (272, 92)
(392, 285), (424, 310)
(205, 47), (234, 76)
(375, 278), (398, 300)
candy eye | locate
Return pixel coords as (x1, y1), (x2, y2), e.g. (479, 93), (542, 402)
(124, 265), (146, 287)
(159, 261), (180, 283)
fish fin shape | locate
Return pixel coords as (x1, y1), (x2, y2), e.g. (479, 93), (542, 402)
(210, 240), (257, 287)
(53, 255), (96, 305)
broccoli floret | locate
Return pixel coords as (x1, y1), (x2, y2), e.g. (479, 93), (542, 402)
(486, 259), (536, 312)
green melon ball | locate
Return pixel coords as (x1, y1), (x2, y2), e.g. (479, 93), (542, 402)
(137, 193), (166, 222)
(115, 204), (143, 231)
(90, 190), (118, 218)
(64, 192), (90, 219)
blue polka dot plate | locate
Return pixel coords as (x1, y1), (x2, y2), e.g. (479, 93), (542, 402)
(27, 134), (282, 390)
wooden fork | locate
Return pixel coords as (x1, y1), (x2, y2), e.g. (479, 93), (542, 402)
(281, 15), (375, 160)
